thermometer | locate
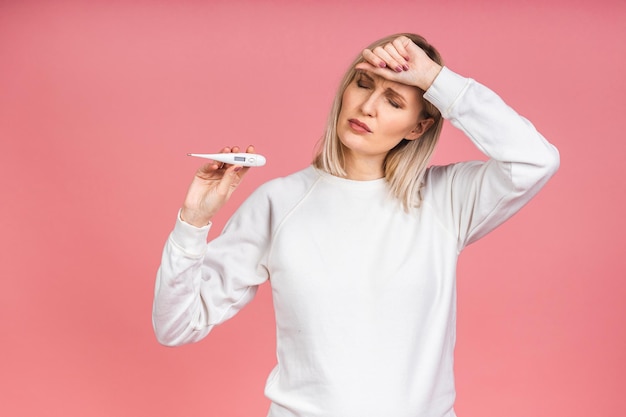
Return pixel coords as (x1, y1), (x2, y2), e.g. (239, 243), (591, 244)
(187, 153), (267, 167)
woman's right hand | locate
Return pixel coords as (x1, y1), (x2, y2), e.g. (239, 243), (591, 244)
(180, 145), (255, 227)
(357, 35), (442, 91)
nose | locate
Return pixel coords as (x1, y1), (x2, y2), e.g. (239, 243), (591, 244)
(359, 91), (378, 117)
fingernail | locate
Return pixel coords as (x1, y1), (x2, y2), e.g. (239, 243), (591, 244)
(395, 66), (403, 72)
(403, 64), (410, 71)
(379, 62), (387, 68)
(234, 167), (242, 172)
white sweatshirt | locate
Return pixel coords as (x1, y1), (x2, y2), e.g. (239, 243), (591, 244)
(153, 67), (560, 417)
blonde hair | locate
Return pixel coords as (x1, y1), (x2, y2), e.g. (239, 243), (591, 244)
(313, 33), (444, 210)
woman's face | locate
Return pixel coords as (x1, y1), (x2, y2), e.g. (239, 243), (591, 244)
(337, 70), (425, 170)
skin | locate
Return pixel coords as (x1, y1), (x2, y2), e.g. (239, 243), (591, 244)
(339, 36), (442, 180)
(180, 145), (254, 227)
(337, 71), (424, 180)
(180, 36), (442, 227)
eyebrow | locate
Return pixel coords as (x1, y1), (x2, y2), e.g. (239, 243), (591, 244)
(356, 71), (407, 105)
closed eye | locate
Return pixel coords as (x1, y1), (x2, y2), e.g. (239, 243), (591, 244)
(388, 99), (400, 108)
(386, 91), (406, 109)
(355, 71), (374, 89)
(357, 79), (372, 89)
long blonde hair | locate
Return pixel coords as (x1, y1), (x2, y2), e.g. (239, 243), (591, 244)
(313, 33), (444, 210)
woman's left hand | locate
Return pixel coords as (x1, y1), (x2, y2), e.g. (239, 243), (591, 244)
(355, 35), (443, 91)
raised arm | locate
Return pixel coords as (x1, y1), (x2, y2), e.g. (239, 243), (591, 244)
(357, 35), (560, 248)
(152, 145), (269, 346)
(425, 68), (559, 247)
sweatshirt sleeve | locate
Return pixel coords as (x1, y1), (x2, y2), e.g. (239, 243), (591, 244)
(423, 67), (560, 249)
(152, 188), (272, 347)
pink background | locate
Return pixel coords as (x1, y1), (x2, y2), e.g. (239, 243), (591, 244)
(1, 0), (624, 415)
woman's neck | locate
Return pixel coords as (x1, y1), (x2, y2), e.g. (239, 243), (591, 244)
(343, 153), (385, 180)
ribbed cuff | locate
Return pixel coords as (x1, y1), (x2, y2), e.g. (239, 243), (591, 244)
(423, 66), (470, 119)
(169, 209), (212, 258)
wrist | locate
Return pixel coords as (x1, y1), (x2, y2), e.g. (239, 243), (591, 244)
(180, 207), (212, 228)
(419, 63), (443, 91)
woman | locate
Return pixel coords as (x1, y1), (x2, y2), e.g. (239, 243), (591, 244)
(153, 33), (559, 417)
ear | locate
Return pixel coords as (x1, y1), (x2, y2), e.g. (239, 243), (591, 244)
(405, 117), (435, 141)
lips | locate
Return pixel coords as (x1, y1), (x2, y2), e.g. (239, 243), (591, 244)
(348, 118), (372, 133)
